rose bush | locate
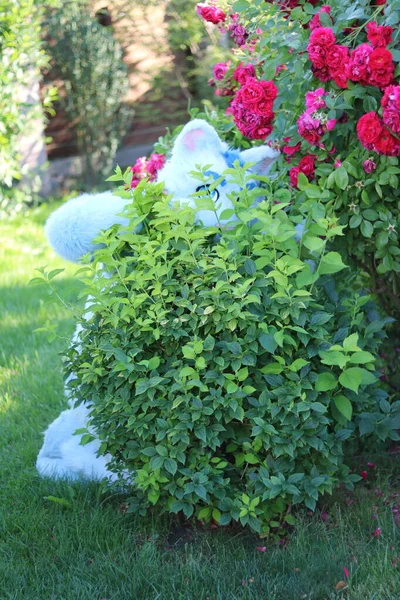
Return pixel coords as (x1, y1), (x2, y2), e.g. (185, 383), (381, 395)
(199, 0), (400, 327)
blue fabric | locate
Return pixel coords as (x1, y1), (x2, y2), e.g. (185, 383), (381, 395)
(204, 169), (227, 186)
(222, 149), (244, 168)
(204, 150), (256, 190)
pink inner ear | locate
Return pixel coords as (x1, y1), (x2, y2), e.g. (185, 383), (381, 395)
(183, 128), (205, 151)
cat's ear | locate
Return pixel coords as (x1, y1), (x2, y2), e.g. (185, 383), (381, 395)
(172, 119), (224, 158)
(240, 146), (280, 176)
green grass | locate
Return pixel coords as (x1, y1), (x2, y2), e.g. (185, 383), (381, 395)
(0, 204), (399, 600)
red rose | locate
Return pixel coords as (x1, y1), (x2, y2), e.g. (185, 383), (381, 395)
(289, 166), (301, 187)
(368, 47), (394, 87)
(308, 44), (329, 69)
(366, 21), (393, 48)
(357, 112), (384, 149)
(237, 77), (267, 108)
(261, 80), (279, 101)
(298, 155), (315, 178)
(312, 65), (332, 83)
(326, 45), (349, 72)
(368, 67), (394, 88)
(236, 78), (277, 116)
(369, 47), (394, 71)
(327, 45), (350, 88)
(332, 68), (348, 89)
(196, 3), (226, 24)
(230, 92), (275, 140)
(233, 62), (256, 85)
(374, 126), (400, 155)
(298, 112), (324, 145)
(249, 122), (274, 139)
(289, 156), (315, 188)
(309, 27), (336, 48)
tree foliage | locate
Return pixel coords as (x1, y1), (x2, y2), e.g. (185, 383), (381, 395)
(0, 0), (50, 186)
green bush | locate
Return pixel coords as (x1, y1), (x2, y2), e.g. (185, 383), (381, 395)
(44, 2), (131, 186)
(0, 0), (52, 186)
(64, 165), (398, 534)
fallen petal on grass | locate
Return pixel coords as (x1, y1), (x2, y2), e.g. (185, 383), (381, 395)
(335, 580), (347, 591)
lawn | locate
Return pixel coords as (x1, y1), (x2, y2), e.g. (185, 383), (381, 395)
(0, 204), (399, 600)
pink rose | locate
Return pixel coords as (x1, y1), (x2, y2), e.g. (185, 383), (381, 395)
(147, 153), (166, 176)
(298, 112), (324, 145)
(305, 88), (327, 112)
(382, 85), (400, 110)
(196, 3), (226, 24)
(383, 109), (400, 135)
(131, 156), (148, 176)
(213, 62), (229, 81)
(346, 44), (373, 85)
(363, 159), (377, 173)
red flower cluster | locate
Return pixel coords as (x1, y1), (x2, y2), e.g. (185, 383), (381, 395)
(196, 3), (226, 24)
(289, 155), (315, 188)
(233, 62), (256, 85)
(366, 21), (393, 48)
(382, 85), (400, 135)
(308, 25), (395, 90)
(297, 90), (336, 146)
(357, 112), (400, 156)
(307, 27), (349, 88)
(129, 153), (166, 189)
(229, 77), (278, 139)
(349, 45), (394, 88)
(209, 61), (256, 97)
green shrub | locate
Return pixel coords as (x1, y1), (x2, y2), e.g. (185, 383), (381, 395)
(63, 165), (398, 534)
(44, 2), (131, 186)
(0, 0), (53, 186)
